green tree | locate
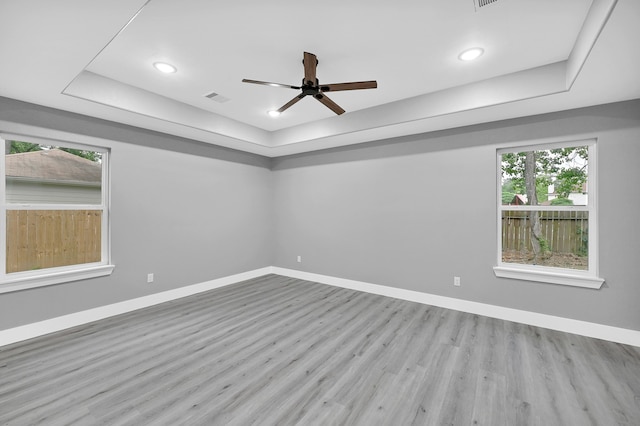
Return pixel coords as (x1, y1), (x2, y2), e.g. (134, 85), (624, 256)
(502, 148), (587, 202)
(501, 146), (588, 261)
(58, 148), (101, 162)
(8, 141), (42, 154)
(554, 167), (587, 198)
(501, 179), (517, 204)
(550, 198), (574, 206)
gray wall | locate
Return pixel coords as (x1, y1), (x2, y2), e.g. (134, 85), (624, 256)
(0, 98), (274, 329)
(272, 100), (640, 331)
(2, 96), (639, 333)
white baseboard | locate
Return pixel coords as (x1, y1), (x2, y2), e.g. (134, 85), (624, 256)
(271, 267), (640, 348)
(3, 266), (639, 348)
(0, 267), (272, 348)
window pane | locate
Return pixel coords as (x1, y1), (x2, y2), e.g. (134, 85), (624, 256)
(501, 209), (588, 270)
(6, 210), (102, 273)
(501, 146), (588, 207)
(5, 141), (102, 205)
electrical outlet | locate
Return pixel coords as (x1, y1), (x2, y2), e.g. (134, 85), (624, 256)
(454, 276), (461, 287)
(147, 273), (154, 283)
(297, 255), (302, 263)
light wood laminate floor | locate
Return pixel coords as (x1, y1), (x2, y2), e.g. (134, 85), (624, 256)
(1, 274), (639, 425)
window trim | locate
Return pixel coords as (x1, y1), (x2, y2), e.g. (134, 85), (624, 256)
(493, 138), (604, 289)
(0, 264), (115, 294)
(1, 128), (114, 293)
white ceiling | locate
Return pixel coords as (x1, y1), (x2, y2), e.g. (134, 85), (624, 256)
(1, 0), (638, 157)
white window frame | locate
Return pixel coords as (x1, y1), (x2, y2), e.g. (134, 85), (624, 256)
(493, 138), (604, 289)
(0, 130), (114, 294)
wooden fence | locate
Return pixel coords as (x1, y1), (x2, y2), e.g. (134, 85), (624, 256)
(6, 210), (101, 273)
(501, 210), (588, 254)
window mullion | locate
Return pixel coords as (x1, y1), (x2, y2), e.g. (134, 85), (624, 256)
(5, 204), (104, 211)
(1, 137), (7, 277)
(588, 144), (598, 275)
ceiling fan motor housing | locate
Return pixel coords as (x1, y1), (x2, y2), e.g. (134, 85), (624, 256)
(301, 80), (320, 95)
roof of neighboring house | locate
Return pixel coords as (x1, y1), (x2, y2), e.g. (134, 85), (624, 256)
(5, 149), (101, 183)
(510, 194), (527, 205)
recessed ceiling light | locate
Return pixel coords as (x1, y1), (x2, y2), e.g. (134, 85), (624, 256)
(458, 48), (484, 62)
(153, 62), (177, 73)
(268, 110), (281, 117)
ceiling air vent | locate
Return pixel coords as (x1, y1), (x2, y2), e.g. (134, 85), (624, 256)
(475, 0), (499, 9)
(204, 91), (230, 103)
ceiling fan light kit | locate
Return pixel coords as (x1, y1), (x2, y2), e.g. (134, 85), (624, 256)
(243, 51), (377, 116)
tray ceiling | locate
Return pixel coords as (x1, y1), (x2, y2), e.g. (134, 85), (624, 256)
(1, 0), (638, 156)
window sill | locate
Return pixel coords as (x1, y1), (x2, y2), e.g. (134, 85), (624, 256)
(493, 265), (604, 289)
(0, 264), (115, 294)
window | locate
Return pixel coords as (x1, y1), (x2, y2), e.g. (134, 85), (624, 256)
(1, 135), (113, 293)
(494, 140), (603, 288)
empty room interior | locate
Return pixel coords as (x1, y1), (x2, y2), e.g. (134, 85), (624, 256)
(1, 0), (639, 425)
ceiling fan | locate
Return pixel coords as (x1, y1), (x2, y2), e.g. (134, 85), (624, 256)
(242, 52), (377, 116)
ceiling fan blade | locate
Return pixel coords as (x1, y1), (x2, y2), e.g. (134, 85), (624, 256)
(303, 52), (317, 85)
(242, 79), (300, 90)
(320, 81), (378, 92)
(314, 93), (345, 115)
(277, 94), (306, 113)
